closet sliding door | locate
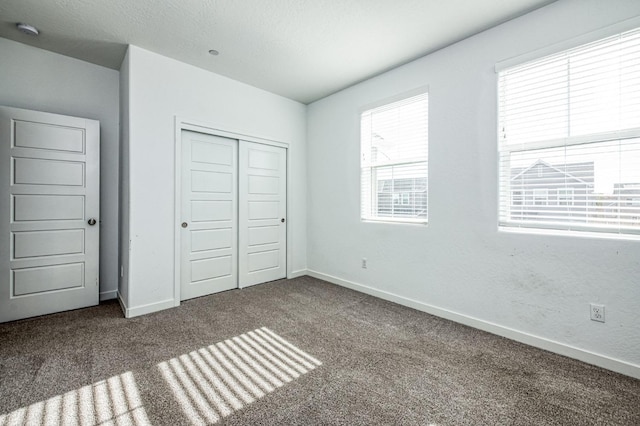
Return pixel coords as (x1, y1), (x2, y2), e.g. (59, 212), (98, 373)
(179, 131), (286, 301)
(239, 141), (287, 288)
(180, 131), (238, 301)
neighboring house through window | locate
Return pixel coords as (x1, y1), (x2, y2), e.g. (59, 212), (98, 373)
(361, 91), (428, 223)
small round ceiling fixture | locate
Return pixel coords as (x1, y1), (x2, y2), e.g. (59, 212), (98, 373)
(208, 49), (219, 56)
(16, 23), (39, 36)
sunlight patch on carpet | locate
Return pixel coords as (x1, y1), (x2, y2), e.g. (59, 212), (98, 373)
(158, 327), (322, 425)
(0, 371), (150, 426)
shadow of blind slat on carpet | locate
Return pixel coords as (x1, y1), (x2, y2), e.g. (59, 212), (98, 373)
(0, 327), (320, 426)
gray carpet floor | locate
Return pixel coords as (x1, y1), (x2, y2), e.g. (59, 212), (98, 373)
(1, 276), (639, 425)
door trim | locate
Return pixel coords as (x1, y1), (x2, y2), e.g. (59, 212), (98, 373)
(173, 116), (290, 307)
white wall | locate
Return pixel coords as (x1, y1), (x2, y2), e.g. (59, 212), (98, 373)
(307, 0), (640, 377)
(121, 46), (307, 315)
(0, 37), (120, 301)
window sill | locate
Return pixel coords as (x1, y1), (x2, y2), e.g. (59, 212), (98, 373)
(362, 218), (428, 227)
(498, 225), (640, 241)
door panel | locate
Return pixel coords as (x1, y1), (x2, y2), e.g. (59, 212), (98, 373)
(191, 229), (232, 252)
(191, 140), (232, 164)
(13, 158), (84, 186)
(248, 201), (279, 220)
(13, 229), (84, 258)
(13, 195), (84, 221)
(248, 225), (279, 246)
(13, 263), (84, 296)
(0, 106), (100, 323)
(14, 120), (85, 153)
(248, 175), (279, 194)
(248, 149), (279, 170)
(248, 249), (280, 272)
(191, 200), (232, 222)
(180, 131), (237, 300)
(191, 256), (232, 282)
(239, 141), (286, 287)
(191, 170), (233, 193)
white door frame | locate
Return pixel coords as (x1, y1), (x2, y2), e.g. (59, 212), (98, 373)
(173, 116), (290, 307)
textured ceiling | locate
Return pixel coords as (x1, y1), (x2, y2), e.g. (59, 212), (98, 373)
(0, 0), (556, 104)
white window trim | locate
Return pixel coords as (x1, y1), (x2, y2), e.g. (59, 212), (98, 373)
(499, 225), (640, 241)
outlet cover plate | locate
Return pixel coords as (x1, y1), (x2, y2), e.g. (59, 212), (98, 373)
(590, 303), (605, 323)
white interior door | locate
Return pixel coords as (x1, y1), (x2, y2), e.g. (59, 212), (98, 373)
(0, 106), (100, 323)
(181, 131), (238, 300)
(239, 141), (287, 287)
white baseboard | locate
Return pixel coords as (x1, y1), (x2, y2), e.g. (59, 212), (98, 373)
(117, 293), (175, 319)
(306, 270), (640, 380)
(99, 290), (118, 301)
(117, 270), (309, 318)
(289, 269), (308, 279)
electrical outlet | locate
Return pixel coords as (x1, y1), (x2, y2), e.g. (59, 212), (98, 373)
(590, 303), (605, 323)
(361, 258), (367, 269)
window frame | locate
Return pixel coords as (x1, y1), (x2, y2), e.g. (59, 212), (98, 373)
(359, 87), (429, 225)
(496, 22), (640, 238)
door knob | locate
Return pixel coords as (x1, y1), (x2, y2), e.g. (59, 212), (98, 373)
(88, 218), (97, 226)
(281, 218), (285, 223)
(181, 222), (188, 228)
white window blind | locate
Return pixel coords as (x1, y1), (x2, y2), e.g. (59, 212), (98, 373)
(498, 27), (640, 236)
(361, 92), (428, 223)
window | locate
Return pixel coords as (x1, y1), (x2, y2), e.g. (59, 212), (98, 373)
(498, 27), (640, 236)
(361, 92), (428, 223)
